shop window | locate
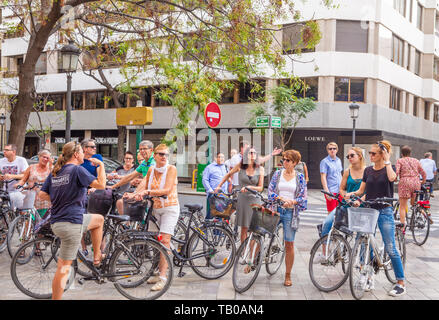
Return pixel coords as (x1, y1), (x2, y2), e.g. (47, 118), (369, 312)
(334, 78), (365, 102)
(45, 94), (64, 111)
(336, 20), (368, 53)
(239, 80), (266, 103)
(282, 23), (315, 54)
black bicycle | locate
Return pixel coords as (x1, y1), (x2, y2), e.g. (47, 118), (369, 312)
(10, 212), (172, 300)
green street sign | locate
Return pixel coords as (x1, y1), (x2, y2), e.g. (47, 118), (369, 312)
(271, 116), (281, 128)
(256, 116), (269, 128)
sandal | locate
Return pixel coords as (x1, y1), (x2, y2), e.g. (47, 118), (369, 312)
(35, 249), (42, 257)
(244, 265), (252, 274)
(93, 253), (106, 267)
(284, 273), (292, 287)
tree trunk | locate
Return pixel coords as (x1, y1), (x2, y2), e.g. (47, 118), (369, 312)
(117, 126), (127, 162)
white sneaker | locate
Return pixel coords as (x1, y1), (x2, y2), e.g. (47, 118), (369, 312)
(151, 278), (166, 291)
(365, 277), (375, 292)
(313, 253), (326, 264)
(146, 275), (161, 284)
(388, 284), (406, 297)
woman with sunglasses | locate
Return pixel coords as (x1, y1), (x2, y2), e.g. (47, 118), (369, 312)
(318, 147), (366, 240)
(128, 144), (179, 292)
(39, 141), (107, 300)
(215, 146), (265, 244)
(268, 149), (307, 287)
(353, 140), (406, 297)
(16, 149), (53, 218)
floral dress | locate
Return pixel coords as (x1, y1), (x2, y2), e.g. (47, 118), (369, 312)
(396, 157), (426, 198)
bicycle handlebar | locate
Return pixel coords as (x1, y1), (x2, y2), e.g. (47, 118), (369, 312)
(244, 187), (285, 206)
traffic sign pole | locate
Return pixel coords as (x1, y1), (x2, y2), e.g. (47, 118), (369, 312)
(268, 115), (273, 176)
(204, 102), (221, 165)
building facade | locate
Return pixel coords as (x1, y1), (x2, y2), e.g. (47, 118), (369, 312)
(1, 0), (439, 188)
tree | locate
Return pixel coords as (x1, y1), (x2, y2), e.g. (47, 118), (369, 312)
(2, 0), (329, 155)
(247, 79), (317, 150)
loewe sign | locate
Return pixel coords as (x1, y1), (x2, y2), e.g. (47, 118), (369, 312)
(304, 136), (326, 142)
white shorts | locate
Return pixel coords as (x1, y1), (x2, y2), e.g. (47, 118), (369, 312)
(149, 205), (180, 236)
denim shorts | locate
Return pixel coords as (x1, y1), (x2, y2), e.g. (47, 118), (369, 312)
(277, 207), (297, 242)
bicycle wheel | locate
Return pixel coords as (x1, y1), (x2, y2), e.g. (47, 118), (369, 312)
(172, 219), (187, 254)
(265, 224), (285, 276)
(309, 232), (351, 292)
(232, 234), (264, 293)
(384, 227), (406, 284)
(0, 213), (9, 253)
(10, 237), (74, 299)
(7, 215), (34, 258)
(411, 207), (430, 246)
(111, 238), (173, 300)
(349, 235), (372, 300)
(187, 225), (236, 279)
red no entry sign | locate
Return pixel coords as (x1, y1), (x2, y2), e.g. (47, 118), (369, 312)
(204, 102), (221, 128)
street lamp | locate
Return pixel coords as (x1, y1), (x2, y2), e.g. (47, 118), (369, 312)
(61, 40), (80, 143)
(0, 113), (6, 150)
(349, 102), (360, 146)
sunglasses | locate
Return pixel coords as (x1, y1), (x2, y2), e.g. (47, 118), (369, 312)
(157, 152), (169, 157)
(328, 148), (337, 151)
(346, 154), (357, 159)
(282, 158), (292, 163)
(369, 152), (377, 156)
(87, 145), (97, 149)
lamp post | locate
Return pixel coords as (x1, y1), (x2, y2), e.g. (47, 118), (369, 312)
(60, 40), (80, 143)
(0, 113), (6, 150)
(349, 102), (360, 146)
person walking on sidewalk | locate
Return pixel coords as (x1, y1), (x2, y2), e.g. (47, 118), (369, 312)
(215, 146), (265, 244)
(268, 149), (307, 287)
(202, 152), (229, 219)
(396, 145), (427, 225)
(39, 141), (107, 300)
(353, 140), (406, 297)
(320, 142), (343, 213)
(420, 152), (436, 199)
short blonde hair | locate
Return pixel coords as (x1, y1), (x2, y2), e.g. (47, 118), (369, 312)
(326, 142), (338, 150)
(154, 144), (169, 153)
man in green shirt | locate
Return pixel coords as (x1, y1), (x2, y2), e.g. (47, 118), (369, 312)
(110, 140), (155, 214)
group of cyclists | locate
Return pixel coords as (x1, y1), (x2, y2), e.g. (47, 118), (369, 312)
(0, 137), (431, 299)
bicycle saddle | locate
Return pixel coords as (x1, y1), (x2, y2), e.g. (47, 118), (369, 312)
(184, 204), (203, 212)
(107, 214), (131, 222)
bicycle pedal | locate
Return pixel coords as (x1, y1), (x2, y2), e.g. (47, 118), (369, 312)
(77, 278), (85, 285)
(95, 278), (106, 284)
(177, 271), (186, 278)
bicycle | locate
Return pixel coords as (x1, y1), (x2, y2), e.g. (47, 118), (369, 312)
(232, 187), (286, 293)
(0, 179), (21, 252)
(347, 196), (406, 300)
(308, 190), (354, 292)
(10, 209), (173, 300)
(124, 194), (237, 280)
(7, 183), (44, 258)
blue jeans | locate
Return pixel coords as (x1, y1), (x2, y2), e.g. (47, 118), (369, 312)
(277, 207), (297, 242)
(321, 208), (336, 238)
(376, 207), (405, 281)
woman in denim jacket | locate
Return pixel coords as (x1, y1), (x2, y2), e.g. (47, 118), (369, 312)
(268, 149), (307, 287)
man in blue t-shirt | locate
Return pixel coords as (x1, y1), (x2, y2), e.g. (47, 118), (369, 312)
(80, 139), (103, 177)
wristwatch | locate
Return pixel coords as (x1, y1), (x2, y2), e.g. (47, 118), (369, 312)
(384, 161), (391, 166)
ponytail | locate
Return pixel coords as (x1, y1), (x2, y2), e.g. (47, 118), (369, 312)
(52, 141), (81, 177)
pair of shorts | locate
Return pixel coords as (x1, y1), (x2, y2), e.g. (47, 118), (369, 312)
(148, 205), (180, 236)
(51, 214), (92, 261)
(277, 207), (297, 242)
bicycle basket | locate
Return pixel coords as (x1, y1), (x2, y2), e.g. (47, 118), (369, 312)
(88, 189), (113, 216)
(123, 198), (148, 222)
(209, 193), (234, 219)
(249, 204), (280, 235)
(33, 210), (53, 236)
(347, 207), (379, 234)
(333, 206), (349, 230)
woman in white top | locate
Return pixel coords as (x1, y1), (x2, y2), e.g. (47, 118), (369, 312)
(268, 150), (307, 287)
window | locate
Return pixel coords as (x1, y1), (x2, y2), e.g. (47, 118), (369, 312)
(336, 20), (368, 53)
(424, 101), (430, 120)
(108, 93), (127, 108)
(239, 80), (266, 103)
(46, 94), (64, 111)
(389, 86), (402, 111)
(132, 87), (152, 106)
(72, 92), (83, 110)
(282, 77), (318, 100)
(391, 34), (404, 67)
(394, 0), (406, 16)
(434, 105), (439, 123)
(334, 78), (365, 102)
(414, 49), (421, 75)
(417, 2), (423, 30)
(405, 44), (411, 70)
(282, 23), (315, 54)
(220, 85), (236, 104)
(409, 0), (414, 22)
(434, 58), (439, 81)
(413, 96), (419, 116)
(35, 53), (47, 75)
(85, 91), (106, 109)
(153, 86), (171, 107)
